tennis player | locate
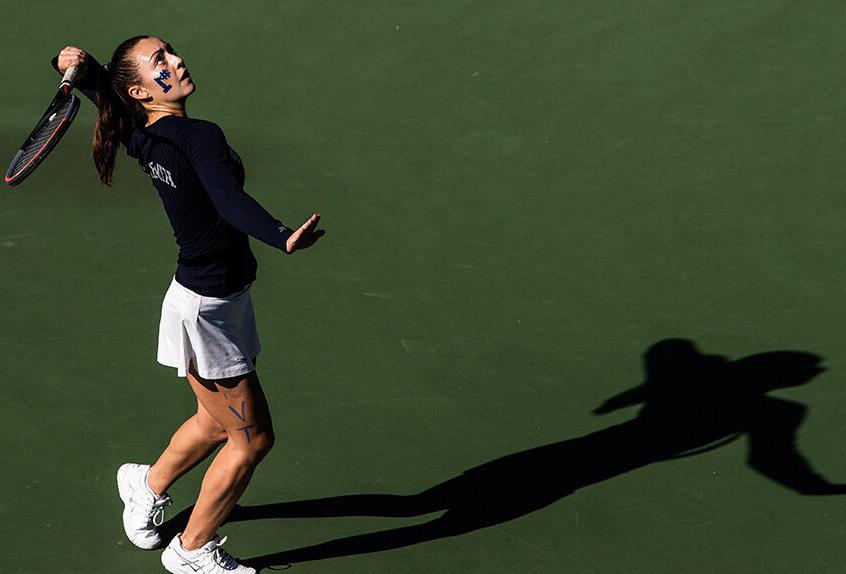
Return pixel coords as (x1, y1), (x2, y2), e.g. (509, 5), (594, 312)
(55, 37), (323, 574)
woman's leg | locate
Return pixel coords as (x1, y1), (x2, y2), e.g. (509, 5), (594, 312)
(179, 364), (275, 550)
(147, 400), (229, 496)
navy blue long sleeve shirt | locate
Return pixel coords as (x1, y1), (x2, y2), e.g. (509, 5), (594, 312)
(55, 56), (293, 297)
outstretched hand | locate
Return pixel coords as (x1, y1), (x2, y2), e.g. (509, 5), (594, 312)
(285, 213), (324, 253)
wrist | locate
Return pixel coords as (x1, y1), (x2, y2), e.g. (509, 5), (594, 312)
(280, 226), (294, 254)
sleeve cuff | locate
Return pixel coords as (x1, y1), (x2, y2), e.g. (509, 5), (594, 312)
(50, 53), (104, 89)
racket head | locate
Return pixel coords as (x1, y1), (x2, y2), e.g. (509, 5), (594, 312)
(5, 93), (81, 187)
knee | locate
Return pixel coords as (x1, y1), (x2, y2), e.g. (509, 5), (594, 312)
(252, 428), (275, 461)
(233, 428), (275, 466)
(255, 429), (275, 459)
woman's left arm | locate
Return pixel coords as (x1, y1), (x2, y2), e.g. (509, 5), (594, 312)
(187, 122), (322, 253)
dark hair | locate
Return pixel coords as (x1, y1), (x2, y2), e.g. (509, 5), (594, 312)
(93, 35), (148, 185)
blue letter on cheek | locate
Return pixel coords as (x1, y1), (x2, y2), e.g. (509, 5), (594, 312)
(154, 70), (172, 93)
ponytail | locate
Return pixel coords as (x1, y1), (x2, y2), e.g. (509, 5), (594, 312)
(92, 35), (148, 186)
(93, 74), (127, 185)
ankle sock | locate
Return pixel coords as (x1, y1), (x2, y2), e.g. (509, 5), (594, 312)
(143, 467), (167, 500)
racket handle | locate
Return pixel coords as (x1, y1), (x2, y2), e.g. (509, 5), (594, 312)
(60, 66), (80, 91)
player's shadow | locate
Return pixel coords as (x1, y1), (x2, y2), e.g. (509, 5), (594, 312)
(160, 338), (844, 570)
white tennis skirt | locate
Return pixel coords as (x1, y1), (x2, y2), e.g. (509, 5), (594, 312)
(157, 277), (260, 380)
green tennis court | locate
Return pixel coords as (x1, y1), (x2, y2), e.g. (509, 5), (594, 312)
(3, 1), (846, 571)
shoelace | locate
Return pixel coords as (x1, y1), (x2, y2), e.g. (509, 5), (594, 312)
(150, 497), (172, 527)
(208, 537), (238, 570)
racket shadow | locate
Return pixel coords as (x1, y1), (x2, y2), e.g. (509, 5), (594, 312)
(159, 339), (843, 570)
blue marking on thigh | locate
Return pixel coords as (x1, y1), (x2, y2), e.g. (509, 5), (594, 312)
(229, 400), (255, 442)
(237, 424), (256, 443)
(228, 400), (247, 421)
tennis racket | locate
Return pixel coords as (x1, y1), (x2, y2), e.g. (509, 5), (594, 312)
(5, 66), (81, 187)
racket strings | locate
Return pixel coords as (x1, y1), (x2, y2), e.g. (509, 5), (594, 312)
(16, 99), (76, 168)
(8, 97), (77, 181)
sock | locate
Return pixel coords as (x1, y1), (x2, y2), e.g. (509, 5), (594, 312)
(178, 535), (196, 553)
(143, 466), (167, 500)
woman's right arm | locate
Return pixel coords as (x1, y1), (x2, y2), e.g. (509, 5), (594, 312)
(51, 46), (104, 107)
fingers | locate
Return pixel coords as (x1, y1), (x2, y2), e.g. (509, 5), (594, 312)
(60, 47), (87, 62)
(57, 46), (88, 73)
(300, 212), (320, 231)
(62, 46), (86, 56)
(285, 213), (324, 253)
(294, 213), (320, 237)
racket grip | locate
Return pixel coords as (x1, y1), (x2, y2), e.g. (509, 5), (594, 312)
(61, 65), (80, 88)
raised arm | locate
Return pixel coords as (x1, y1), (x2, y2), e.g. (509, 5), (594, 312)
(51, 46), (105, 107)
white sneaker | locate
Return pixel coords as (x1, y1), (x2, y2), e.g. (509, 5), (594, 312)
(161, 534), (256, 573)
(116, 463), (172, 549)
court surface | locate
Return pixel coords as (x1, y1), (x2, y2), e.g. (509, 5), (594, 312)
(3, 1), (846, 572)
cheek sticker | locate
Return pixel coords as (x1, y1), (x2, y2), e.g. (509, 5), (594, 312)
(154, 70), (172, 93)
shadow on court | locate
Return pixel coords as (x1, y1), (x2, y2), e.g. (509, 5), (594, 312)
(160, 338), (846, 570)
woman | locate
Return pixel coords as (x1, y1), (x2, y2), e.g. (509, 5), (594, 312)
(56, 37), (323, 574)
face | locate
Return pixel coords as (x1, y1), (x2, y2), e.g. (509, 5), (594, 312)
(127, 37), (194, 107)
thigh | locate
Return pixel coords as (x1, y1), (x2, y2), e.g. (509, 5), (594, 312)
(194, 399), (228, 442)
(187, 363), (273, 449)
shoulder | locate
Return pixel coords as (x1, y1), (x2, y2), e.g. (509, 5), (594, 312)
(184, 118), (225, 135)
(164, 118), (230, 159)
(159, 117), (226, 142)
